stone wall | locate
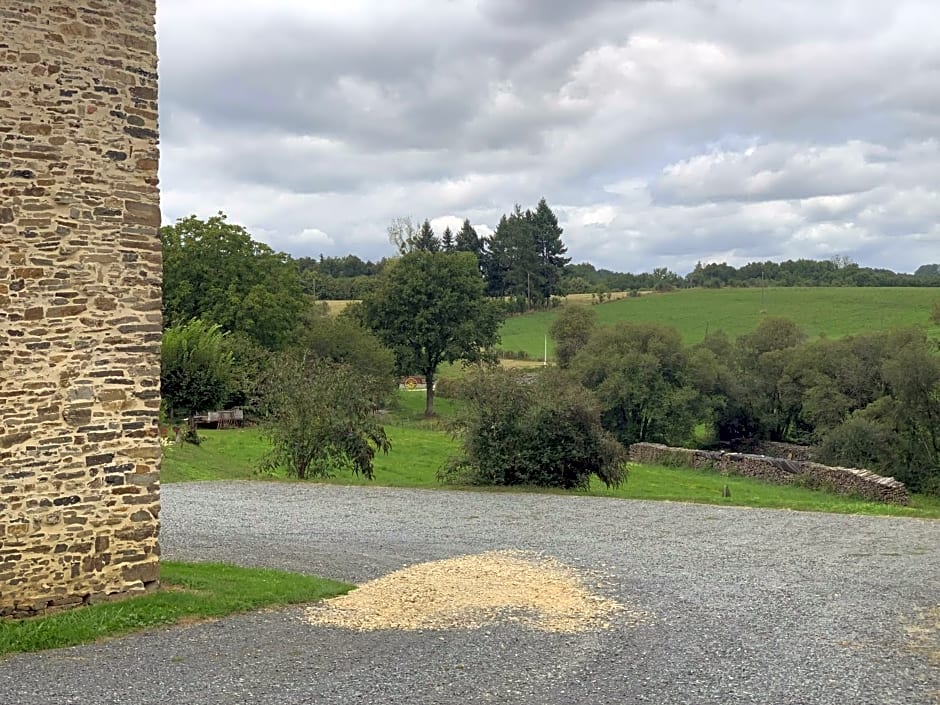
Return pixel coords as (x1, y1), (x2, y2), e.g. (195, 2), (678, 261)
(0, 0), (162, 617)
(629, 443), (909, 505)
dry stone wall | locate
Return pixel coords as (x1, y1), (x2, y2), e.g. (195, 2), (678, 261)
(629, 443), (909, 505)
(0, 0), (161, 617)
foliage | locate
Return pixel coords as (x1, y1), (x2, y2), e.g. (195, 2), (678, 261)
(161, 319), (233, 422)
(414, 219), (441, 252)
(570, 321), (700, 447)
(260, 356), (390, 480)
(223, 332), (273, 417)
(915, 263), (940, 278)
(362, 250), (502, 416)
(813, 329), (940, 493)
(713, 316), (807, 442)
(455, 218), (485, 272)
(549, 304), (597, 368)
(0, 562), (351, 656)
(448, 368), (626, 490)
(161, 214), (306, 349)
(484, 199), (569, 308)
(441, 226), (455, 252)
(294, 311), (397, 404)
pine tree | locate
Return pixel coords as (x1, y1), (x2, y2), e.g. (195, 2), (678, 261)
(485, 206), (539, 307)
(413, 219), (441, 253)
(455, 219), (485, 273)
(441, 226), (455, 252)
(529, 198), (569, 303)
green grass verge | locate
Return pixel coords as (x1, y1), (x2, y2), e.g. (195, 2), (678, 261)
(586, 465), (940, 518)
(161, 414), (940, 519)
(0, 562), (352, 657)
(499, 287), (940, 358)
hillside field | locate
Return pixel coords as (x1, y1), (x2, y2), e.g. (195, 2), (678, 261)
(499, 287), (940, 359)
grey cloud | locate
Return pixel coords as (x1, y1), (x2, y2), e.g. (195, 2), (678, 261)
(156, 0), (940, 273)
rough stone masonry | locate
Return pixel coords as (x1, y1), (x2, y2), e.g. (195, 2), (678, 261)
(0, 0), (161, 617)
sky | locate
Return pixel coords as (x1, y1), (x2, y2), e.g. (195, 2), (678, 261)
(155, 0), (940, 275)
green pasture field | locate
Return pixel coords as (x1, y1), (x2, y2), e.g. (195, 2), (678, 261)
(160, 393), (940, 520)
(499, 287), (940, 359)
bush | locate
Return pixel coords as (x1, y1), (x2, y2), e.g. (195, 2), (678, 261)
(433, 376), (462, 399)
(161, 318), (233, 423)
(496, 349), (531, 361)
(260, 356), (390, 479)
(448, 368), (627, 490)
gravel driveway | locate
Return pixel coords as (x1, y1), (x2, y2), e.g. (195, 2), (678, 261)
(1, 482), (938, 704)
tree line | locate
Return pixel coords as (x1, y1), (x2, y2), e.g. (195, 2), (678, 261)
(550, 307), (940, 494)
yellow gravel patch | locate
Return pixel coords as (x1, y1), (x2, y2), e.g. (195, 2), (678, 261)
(904, 606), (940, 664)
(304, 551), (640, 633)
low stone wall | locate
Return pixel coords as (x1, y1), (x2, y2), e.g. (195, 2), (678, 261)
(629, 443), (909, 505)
(750, 441), (815, 462)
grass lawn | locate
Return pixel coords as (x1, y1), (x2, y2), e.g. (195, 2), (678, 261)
(587, 465), (940, 518)
(160, 393), (940, 519)
(499, 287), (940, 358)
(160, 391), (461, 486)
(0, 562), (351, 657)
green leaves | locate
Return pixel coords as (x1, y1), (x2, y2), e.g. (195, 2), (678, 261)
(161, 213), (306, 350)
(260, 356), (390, 480)
(161, 319), (234, 422)
(448, 368), (626, 490)
(362, 250), (502, 415)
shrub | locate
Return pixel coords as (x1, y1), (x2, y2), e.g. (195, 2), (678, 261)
(433, 376), (462, 399)
(260, 356), (390, 479)
(161, 318), (233, 423)
(448, 368), (627, 490)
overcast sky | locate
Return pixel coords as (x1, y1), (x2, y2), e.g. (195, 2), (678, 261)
(155, 0), (940, 274)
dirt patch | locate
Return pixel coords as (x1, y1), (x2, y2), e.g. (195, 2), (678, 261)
(304, 550), (641, 633)
(903, 606), (940, 665)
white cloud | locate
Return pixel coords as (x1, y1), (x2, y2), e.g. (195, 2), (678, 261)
(156, 0), (940, 273)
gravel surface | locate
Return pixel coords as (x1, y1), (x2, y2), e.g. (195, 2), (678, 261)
(1, 482), (938, 704)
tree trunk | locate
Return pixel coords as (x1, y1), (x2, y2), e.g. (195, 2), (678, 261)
(425, 371), (436, 417)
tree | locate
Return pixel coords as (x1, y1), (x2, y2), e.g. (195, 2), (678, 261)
(414, 219), (440, 253)
(549, 304), (597, 369)
(455, 218), (485, 273)
(362, 251), (502, 416)
(294, 312), (397, 405)
(161, 319), (233, 423)
(441, 226), (455, 252)
(261, 356), (390, 480)
(387, 216), (419, 255)
(915, 264), (940, 278)
(485, 206), (538, 305)
(446, 367), (626, 490)
(161, 213), (306, 350)
(530, 198), (570, 301)
(571, 321), (699, 446)
(484, 200), (569, 308)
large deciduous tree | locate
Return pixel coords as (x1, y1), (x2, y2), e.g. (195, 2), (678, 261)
(362, 251), (502, 416)
(550, 304), (597, 369)
(161, 213), (306, 350)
